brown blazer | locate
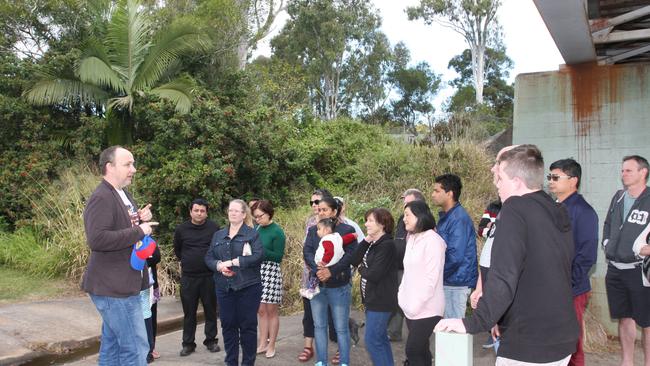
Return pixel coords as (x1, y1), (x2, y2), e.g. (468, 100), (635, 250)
(81, 179), (148, 297)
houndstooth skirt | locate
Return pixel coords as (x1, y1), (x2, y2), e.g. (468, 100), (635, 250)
(260, 261), (283, 304)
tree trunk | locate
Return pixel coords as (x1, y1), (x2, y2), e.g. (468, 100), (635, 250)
(472, 44), (486, 104)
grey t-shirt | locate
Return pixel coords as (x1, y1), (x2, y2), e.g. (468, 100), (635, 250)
(623, 191), (636, 221)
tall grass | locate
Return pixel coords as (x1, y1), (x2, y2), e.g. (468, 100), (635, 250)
(271, 140), (495, 314)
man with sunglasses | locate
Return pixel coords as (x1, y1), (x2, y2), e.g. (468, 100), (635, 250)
(603, 155), (650, 366)
(548, 159), (598, 366)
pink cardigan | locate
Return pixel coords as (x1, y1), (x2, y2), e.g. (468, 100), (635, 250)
(398, 229), (446, 320)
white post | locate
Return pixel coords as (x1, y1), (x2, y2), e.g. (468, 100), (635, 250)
(435, 331), (473, 366)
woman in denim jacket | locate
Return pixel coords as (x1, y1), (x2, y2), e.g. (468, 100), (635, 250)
(205, 199), (264, 366)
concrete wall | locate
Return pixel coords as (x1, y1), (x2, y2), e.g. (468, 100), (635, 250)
(513, 62), (650, 335)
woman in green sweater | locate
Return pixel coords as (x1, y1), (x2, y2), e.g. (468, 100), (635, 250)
(252, 199), (286, 358)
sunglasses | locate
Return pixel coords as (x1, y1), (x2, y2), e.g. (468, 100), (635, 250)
(310, 199), (321, 206)
(546, 174), (573, 182)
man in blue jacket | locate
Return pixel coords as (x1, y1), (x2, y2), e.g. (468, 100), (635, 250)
(548, 159), (598, 366)
(431, 173), (478, 318)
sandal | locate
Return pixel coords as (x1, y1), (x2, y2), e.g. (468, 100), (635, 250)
(297, 346), (313, 362)
(332, 351), (340, 365)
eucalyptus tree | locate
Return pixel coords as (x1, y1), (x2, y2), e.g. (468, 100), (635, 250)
(389, 61), (441, 132)
(407, 0), (501, 104)
(23, 0), (210, 145)
(447, 46), (513, 122)
(271, 0), (390, 120)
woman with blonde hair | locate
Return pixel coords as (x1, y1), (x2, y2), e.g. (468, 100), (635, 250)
(205, 199), (264, 365)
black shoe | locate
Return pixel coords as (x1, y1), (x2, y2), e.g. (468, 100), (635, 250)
(206, 343), (221, 353)
(180, 346), (195, 357)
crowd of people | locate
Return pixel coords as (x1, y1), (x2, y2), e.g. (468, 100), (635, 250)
(81, 144), (650, 366)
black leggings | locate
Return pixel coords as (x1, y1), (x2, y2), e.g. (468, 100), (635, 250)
(405, 316), (442, 366)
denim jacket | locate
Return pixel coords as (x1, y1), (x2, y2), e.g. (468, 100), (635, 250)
(205, 224), (264, 291)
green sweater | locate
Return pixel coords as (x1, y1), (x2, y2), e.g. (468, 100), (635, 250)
(257, 222), (286, 263)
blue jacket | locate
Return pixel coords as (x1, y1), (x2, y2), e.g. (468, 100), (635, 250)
(562, 192), (599, 296)
(205, 224), (264, 291)
(303, 222), (358, 288)
(437, 202), (478, 287)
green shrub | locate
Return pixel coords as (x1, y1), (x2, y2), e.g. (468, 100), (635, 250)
(0, 228), (64, 278)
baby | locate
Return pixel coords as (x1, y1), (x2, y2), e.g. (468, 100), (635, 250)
(300, 218), (357, 299)
(314, 218), (357, 266)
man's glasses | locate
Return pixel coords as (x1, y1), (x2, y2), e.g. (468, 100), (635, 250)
(253, 213), (266, 219)
(310, 199), (321, 206)
(546, 174), (573, 182)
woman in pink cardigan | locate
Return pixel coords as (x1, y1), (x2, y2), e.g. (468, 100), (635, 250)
(398, 200), (446, 366)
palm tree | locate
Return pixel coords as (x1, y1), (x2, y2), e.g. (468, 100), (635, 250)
(23, 0), (210, 145)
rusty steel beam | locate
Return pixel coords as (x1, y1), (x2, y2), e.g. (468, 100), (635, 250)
(599, 43), (650, 64)
(594, 28), (650, 44)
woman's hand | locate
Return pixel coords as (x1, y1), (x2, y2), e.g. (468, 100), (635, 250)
(316, 266), (332, 282)
(217, 260), (235, 276)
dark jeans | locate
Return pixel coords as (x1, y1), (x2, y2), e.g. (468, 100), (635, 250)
(181, 275), (219, 348)
(405, 316), (442, 366)
(217, 283), (262, 366)
(302, 296), (337, 341)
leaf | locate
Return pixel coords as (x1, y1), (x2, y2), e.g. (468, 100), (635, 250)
(23, 77), (108, 107)
(150, 77), (195, 114)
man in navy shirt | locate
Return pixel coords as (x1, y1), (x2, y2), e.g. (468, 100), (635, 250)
(548, 158), (598, 366)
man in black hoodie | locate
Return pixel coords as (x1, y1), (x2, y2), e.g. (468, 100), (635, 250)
(436, 144), (578, 365)
(603, 155), (650, 366)
(174, 198), (221, 356)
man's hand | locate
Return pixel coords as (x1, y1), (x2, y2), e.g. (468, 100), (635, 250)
(434, 318), (467, 333)
(139, 221), (159, 235)
(469, 288), (482, 309)
(138, 204), (153, 222)
(316, 267), (332, 282)
(491, 325), (500, 340)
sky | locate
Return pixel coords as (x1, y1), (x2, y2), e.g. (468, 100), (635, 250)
(253, 0), (565, 113)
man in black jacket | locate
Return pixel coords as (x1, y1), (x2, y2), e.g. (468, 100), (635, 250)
(603, 155), (650, 366)
(174, 198), (221, 356)
(436, 145), (578, 365)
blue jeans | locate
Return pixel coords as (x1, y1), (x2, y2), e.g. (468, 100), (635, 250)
(443, 286), (471, 318)
(365, 310), (394, 366)
(216, 283), (262, 366)
(89, 294), (149, 366)
(311, 284), (351, 365)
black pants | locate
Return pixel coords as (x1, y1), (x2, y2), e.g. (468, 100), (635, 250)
(405, 316), (442, 366)
(302, 297), (337, 342)
(181, 275), (219, 347)
(217, 283), (262, 366)
(151, 301), (157, 349)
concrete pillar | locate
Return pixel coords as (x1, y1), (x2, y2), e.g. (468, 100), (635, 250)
(435, 332), (473, 366)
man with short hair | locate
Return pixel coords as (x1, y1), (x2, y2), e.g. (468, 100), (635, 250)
(82, 146), (159, 364)
(548, 158), (598, 366)
(603, 155), (650, 366)
(431, 173), (478, 318)
(388, 188), (426, 342)
(436, 144), (579, 366)
(174, 198), (221, 356)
